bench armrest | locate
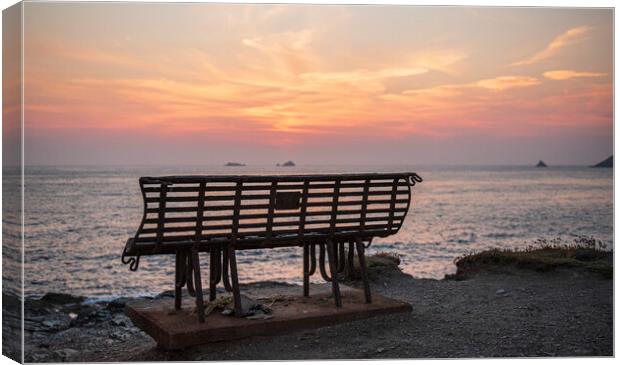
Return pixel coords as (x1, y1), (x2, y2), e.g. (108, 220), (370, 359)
(407, 173), (423, 186)
(121, 238), (140, 271)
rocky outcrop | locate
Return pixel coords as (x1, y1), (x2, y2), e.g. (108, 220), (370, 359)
(6, 250), (613, 362)
(592, 156), (612, 168)
(536, 160), (547, 168)
(279, 161), (296, 167)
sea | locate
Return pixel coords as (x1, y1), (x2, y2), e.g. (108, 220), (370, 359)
(2, 165), (613, 300)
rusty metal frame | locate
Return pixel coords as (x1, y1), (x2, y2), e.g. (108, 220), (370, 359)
(122, 172), (422, 322)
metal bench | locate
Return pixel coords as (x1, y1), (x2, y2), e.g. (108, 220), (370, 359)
(121, 172), (422, 322)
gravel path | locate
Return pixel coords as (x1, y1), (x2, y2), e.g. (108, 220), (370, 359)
(10, 263), (613, 362)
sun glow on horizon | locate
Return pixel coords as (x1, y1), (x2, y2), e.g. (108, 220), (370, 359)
(16, 3), (613, 165)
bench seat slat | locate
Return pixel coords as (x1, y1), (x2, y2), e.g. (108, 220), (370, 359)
(133, 222), (397, 243)
(306, 199), (409, 207)
(144, 190), (408, 203)
(138, 215), (403, 234)
(142, 181), (410, 193)
(126, 226), (399, 256)
(144, 198), (409, 213)
(140, 172), (414, 184)
(142, 207), (408, 224)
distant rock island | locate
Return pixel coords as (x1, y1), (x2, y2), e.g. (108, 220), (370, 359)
(536, 160), (548, 168)
(277, 160), (296, 167)
(225, 162), (245, 167)
(592, 155), (612, 168)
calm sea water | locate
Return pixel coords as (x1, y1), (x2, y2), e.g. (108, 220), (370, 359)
(5, 165), (613, 299)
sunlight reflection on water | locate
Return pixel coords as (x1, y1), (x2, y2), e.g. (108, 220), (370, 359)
(12, 164), (613, 298)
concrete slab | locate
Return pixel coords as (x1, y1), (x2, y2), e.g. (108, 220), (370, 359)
(125, 285), (412, 349)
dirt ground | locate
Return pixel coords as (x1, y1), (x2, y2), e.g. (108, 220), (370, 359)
(7, 259), (613, 362)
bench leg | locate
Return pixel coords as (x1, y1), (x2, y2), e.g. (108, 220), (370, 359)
(228, 246), (243, 317)
(303, 244), (310, 297)
(174, 250), (186, 310)
(318, 243), (331, 282)
(326, 240), (342, 308)
(338, 241), (346, 273)
(191, 248), (206, 323)
(186, 252), (196, 297)
(309, 243), (316, 275)
(347, 242), (355, 277)
(222, 248), (233, 292)
(209, 247), (220, 301)
(355, 239), (372, 304)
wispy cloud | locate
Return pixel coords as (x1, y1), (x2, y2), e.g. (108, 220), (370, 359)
(510, 26), (591, 66)
(23, 4), (612, 158)
(475, 76), (540, 90)
(241, 29), (318, 74)
(543, 70), (607, 80)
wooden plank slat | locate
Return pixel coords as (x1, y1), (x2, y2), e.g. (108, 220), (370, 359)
(143, 181), (409, 193)
(134, 222), (394, 243)
(305, 190), (408, 199)
(142, 206), (407, 224)
(146, 202), (408, 215)
(140, 172), (419, 185)
(145, 196), (198, 203)
(146, 206), (201, 214)
(306, 199), (408, 207)
(140, 215), (400, 234)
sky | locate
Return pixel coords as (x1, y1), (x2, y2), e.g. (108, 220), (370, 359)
(16, 3), (613, 166)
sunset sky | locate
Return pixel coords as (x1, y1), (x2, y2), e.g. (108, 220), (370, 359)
(20, 3), (612, 165)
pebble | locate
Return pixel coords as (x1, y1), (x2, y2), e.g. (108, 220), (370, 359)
(111, 316), (127, 326)
(54, 348), (79, 359)
(42, 318), (70, 331)
(10, 268), (612, 361)
(42, 320), (55, 328)
(30, 353), (50, 362)
(109, 331), (130, 341)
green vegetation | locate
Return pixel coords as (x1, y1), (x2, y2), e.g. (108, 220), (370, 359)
(447, 236), (613, 280)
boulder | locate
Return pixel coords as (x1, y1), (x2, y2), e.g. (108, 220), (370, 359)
(40, 292), (85, 305)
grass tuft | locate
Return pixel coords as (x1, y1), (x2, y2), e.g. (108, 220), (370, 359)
(446, 236), (613, 280)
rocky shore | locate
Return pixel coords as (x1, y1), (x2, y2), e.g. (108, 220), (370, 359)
(4, 249), (613, 362)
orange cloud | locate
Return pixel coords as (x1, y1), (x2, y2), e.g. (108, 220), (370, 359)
(22, 5), (612, 150)
(242, 29), (318, 74)
(543, 70), (607, 80)
(510, 26), (591, 66)
(475, 76), (540, 91)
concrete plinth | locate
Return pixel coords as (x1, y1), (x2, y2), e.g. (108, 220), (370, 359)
(125, 285), (412, 349)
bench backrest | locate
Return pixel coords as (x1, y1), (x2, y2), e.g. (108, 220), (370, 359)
(133, 173), (422, 250)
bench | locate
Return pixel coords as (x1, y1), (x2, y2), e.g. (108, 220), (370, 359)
(121, 172), (422, 322)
